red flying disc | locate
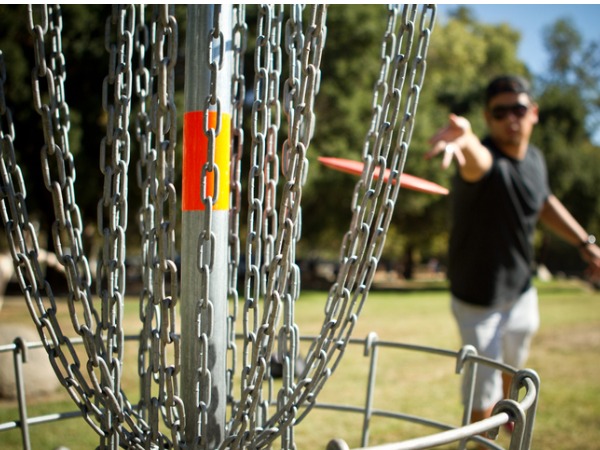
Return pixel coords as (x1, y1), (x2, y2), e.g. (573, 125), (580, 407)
(318, 156), (449, 196)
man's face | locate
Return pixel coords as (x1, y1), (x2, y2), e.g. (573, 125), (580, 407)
(484, 92), (539, 154)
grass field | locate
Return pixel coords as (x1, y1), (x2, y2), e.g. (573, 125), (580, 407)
(0, 278), (598, 449)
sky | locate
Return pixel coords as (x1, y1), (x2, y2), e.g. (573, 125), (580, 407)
(436, 4), (600, 76)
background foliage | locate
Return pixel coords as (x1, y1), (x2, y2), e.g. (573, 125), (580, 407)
(1, 5), (598, 280)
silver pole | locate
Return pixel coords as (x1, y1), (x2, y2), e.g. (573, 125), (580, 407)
(182, 5), (232, 449)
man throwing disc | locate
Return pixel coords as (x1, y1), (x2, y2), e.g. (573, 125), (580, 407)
(426, 75), (600, 434)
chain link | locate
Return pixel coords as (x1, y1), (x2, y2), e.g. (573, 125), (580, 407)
(153, 5), (181, 446)
(96, 6), (137, 447)
(134, 5), (182, 448)
(134, 2), (155, 436)
(192, 6), (224, 449)
(226, 1), (247, 432)
(234, 4), (285, 445)
(299, 2), (436, 432)
(17, 5), (153, 449)
(255, 7), (327, 448)
(27, 2), (105, 439)
(224, 5), (328, 449)
(1, 5), (138, 449)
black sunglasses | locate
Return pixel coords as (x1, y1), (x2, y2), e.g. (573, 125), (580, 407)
(489, 103), (529, 120)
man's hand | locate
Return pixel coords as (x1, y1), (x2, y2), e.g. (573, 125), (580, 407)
(425, 114), (471, 169)
(425, 114), (492, 182)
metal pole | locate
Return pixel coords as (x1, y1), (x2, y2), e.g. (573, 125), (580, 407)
(182, 5), (232, 449)
(13, 338), (31, 450)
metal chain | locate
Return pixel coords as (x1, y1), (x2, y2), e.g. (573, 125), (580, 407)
(266, 5), (287, 443)
(228, 6), (434, 448)
(135, 5), (182, 448)
(1, 5), (436, 449)
(133, 4), (156, 431)
(262, 8), (283, 429)
(152, 5), (181, 446)
(301, 1), (436, 428)
(225, 5), (328, 449)
(97, 6), (135, 446)
(255, 7), (327, 448)
(226, 1), (247, 428)
(4, 5), (176, 449)
(227, 4), (283, 447)
(25, 2), (106, 439)
(25, 5), (151, 449)
(0, 5), (128, 449)
(193, 6), (224, 449)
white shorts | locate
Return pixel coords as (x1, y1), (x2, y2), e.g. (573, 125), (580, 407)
(451, 286), (540, 410)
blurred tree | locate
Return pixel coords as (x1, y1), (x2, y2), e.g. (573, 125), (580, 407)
(1, 4), (112, 254)
(533, 18), (600, 275)
(1, 5), (598, 280)
(299, 5), (388, 259)
(540, 17), (600, 137)
(0, 5), (187, 257)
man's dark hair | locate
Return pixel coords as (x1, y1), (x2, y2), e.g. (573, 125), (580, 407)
(485, 75), (532, 105)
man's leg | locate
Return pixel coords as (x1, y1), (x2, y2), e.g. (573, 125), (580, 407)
(451, 297), (507, 423)
(501, 287), (540, 432)
(503, 287), (540, 371)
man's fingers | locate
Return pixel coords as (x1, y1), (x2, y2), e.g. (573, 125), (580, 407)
(424, 139), (448, 160)
(441, 142), (465, 169)
(426, 141), (464, 170)
(427, 113), (472, 167)
(442, 143), (455, 168)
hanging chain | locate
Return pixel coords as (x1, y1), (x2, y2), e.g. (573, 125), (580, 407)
(152, 5), (181, 446)
(3, 6), (180, 448)
(135, 5), (182, 448)
(134, 2), (156, 429)
(262, 7), (283, 429)
(255, 6), (327, 447)
(228, 4), (283, 447)
(0, 52), (23, 263)
(0, 5), (146, 449)
(300, 2), (436, 429)
(1, 5), (437, 450)
(193, 6), (224, 449)
(32, 5), (156, 448)
(227, 1), (247, 427)
(25, 2), (105, 437)
(225, 5), (328, 449)
(96, 6), (137, 447)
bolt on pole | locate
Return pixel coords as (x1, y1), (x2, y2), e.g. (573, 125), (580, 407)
(181, 5), (232, 449)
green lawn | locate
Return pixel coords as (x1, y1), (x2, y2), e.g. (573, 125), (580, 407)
(0, 278), (598, 449)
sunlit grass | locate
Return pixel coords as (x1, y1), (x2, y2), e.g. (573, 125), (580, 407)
(0, 278), (598, 449)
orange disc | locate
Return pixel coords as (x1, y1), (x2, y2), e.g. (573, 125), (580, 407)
(318, 156), (449, 195)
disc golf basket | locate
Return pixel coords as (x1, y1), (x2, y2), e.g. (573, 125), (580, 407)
(0, 5), (540, 450)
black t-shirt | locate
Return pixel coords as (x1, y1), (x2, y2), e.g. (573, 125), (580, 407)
(448, 137), (551, 307)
